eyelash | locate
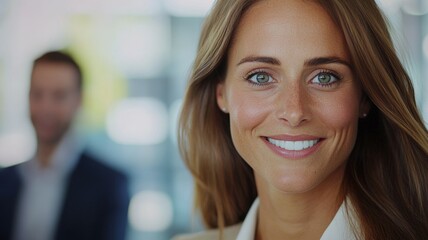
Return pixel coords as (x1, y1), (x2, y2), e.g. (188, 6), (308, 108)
(243, 69), (343, 88)
(244, 70), (273, 87)
(312, 70), (343, 88)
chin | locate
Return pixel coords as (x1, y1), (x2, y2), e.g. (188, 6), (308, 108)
(270, 171), (322, 194)
(37, 131), (63, 145)
(274, 181), (317, 194)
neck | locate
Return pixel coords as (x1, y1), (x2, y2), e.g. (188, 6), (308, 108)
(36, 141), (59, 168)
(255, 166), (346, 240)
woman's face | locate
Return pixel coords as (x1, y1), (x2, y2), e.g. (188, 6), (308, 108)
(217, 0), (368, 194)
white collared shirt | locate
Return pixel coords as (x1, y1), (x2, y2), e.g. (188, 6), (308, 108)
(12, 130), (84, 240)
(236, 198), (357, 240)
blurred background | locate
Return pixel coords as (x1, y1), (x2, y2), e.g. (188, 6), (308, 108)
(0, 0), (427, 239)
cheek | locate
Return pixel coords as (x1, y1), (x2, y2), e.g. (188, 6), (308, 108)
(315, 89), (361, 130)
(58, 105), (77, 122)
(29, 101), (44, 118)
(226, 89), (274, 166)
(228, 90), (272, 134)
(314, 89), (362, 162)
(57, 96), (80, 115)
(320, 102), (358, 129)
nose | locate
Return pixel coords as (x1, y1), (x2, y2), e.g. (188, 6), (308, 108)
(275, 82), (310, 127)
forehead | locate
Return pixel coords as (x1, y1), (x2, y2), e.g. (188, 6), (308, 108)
(229, 0), (349, 62)
(31, 62), (79, 91)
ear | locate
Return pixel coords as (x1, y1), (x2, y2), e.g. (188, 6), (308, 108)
(216, 82), (228, 113)
(76, 91), (83, 108)
(359, 94), (371, 118)
(70, 91), (83, 115)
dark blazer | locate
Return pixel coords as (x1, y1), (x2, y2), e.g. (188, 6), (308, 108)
(0, 152), (130, 240)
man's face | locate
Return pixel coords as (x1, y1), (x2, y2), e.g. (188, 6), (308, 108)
(29, 62), (81, 145)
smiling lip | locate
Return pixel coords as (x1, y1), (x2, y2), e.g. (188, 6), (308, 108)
(263, 135), (323, 159)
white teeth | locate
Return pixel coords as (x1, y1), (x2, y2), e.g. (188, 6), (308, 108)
(267, 138), (319, 151)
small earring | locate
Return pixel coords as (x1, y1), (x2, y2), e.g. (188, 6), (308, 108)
(362, 113), (367, 118)
(222, 107), (227, 113)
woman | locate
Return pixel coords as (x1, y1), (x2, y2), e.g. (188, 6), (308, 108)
(177, 0), (428, 239)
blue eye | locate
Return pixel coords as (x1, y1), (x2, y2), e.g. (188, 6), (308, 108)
(247, 72), (273, 85)
(312, 71), (341, 86)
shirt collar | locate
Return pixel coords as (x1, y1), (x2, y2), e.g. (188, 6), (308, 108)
(19, 128), (85, 180)
(236, 197), (357, 240)
(236, 198), (259, 240)
(320, 201), (357, 240)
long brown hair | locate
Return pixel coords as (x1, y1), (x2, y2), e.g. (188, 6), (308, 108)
(318, 1), (428, 239)
(178, 0), (428, 239)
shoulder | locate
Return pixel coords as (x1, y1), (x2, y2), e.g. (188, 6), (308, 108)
(0, 165), (20, 181)
(0, 165), (21, 198)
(77, 152), (127, 179)
(173, 224), (242, 240)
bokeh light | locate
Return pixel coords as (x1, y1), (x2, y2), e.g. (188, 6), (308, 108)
(0, 130), (35, 167)
(106, 98), (168, 145)
(164, 0), (215, 17)
(169, 99), (182, 145)
(128, 191), (173, 232)
(423, 35), (428, 59)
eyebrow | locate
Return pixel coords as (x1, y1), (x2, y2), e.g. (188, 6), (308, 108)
(237, 56), (281, 66)
(237, 55), (351, 68)
(304, 56), (351, 68)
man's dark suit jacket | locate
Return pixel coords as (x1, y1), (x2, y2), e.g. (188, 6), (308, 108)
(0, 152), (130, 240)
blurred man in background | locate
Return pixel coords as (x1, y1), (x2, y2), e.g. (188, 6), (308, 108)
(0, 51), (130, 240)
